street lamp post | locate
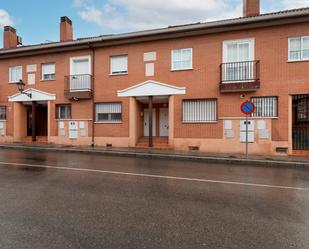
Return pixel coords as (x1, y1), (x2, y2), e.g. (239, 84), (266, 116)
(14, 80), (36, 141)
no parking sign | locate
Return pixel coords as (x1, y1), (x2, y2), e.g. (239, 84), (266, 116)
(240, 101), (255, 115)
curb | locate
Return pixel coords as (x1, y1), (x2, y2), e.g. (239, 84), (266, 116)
(0, 144), (308, 168)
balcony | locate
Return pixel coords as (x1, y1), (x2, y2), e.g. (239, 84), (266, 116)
(220, 60), (260, 93)
(64, 74), (93, 100)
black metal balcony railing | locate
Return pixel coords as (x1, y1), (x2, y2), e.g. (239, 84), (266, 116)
(220, 60), (260, 93)
(64, 74), (93, 99)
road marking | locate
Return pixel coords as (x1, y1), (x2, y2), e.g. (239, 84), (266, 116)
(0, 161), (308, 191)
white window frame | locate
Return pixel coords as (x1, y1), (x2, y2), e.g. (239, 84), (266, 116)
(222, 38), (255, 83)
(42, 63), (56, 81)
(0, 106), (7, 120)
(69, 55), (92, 76)
(57, 104), (71, 120)
(95, 103), (122, 123)
(288, 36), (309, 62)
(171, 48), (193, 71)
(9, 66), (23, 83)
(222, 38), (255, 63)
(182, 99), (217, 123)
(110, 55), (128, 75)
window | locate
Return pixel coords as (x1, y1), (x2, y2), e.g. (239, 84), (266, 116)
(42, 63), (56, 80)
(9, 66), (22, 83)
(183, 99), (217, 122)
(57, 104), (71, 119)
(224, 40), (253, 63)
(0, 107), (7, 120)
(110, 55), (128, 75)
(222, 39), (254, 82)
(288, 36), (309, 61)
(251, 97), (278, 117)
(70, 56), (91, 91)
(172, 48), (192, 70)
(96, 103), (122, 123)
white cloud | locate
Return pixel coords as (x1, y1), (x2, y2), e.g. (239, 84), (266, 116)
(75, 0), (242, 31)
(0, 9), (14, 27)
(74, 0), (309, 32)
(282, 0), (309, 9)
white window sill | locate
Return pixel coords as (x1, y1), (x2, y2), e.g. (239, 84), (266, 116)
(182, 121), (217, 124)
(41, 79), (56, 82)
(222, 80), (255, 84)
(109, 73), (128, 76)
(251, 116), (278, 119)
(95, 121), (122, 124)
(9, 81), (21, 84)
(0, 120), (7, 122)
(56, 119), (92, 121)
(288, 59), (309, 63)
(171, 68), (193, 72)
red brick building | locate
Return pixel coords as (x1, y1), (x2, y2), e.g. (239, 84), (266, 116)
(1, 0), (309, 156)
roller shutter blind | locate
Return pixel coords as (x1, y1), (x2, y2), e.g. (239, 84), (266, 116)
(96, 103), (122, 122)
(183, 99), (217, 122)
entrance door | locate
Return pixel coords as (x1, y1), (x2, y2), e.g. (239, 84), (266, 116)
(159, 108), (169, 137)
(144, 109), (156, 136)
(292, 95), (309, 150)
(27, 104), (48, 137)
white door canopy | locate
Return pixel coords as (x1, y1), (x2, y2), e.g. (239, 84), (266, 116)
(117, 80), (186, 97)
(8, 88), (56, 102)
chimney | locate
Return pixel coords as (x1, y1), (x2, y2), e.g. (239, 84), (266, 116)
(243, 0), (260, 17)
(60, 16), (73, 42)
(3, 26), (18, 49)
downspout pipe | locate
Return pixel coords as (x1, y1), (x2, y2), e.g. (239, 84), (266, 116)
(89, 43), (95, 147)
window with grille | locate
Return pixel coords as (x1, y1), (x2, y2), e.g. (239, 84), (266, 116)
(96, 103), (122, 123)
(251, 97), (278, 117)
(172, 48), (193, 70)
(110, 55), (128, 75)
(57, 104), (71, 119)
(9, 66), (22, 83)
(183, 99), (217, 122)
(0, 107), (7, 120)
(42, 63), (56, 80)
(288, 36), (309, 61)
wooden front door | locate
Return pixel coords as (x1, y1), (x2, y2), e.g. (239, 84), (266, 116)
(27, 104), (47, 137)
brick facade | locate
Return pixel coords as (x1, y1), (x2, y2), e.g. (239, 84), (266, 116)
(1, 6), (309, 156)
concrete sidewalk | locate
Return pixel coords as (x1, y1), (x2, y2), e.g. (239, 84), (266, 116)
(0, 142), (308, 168)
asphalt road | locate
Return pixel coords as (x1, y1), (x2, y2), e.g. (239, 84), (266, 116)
(0, 149), (308, 249)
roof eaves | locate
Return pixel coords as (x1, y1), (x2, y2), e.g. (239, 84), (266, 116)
(1, 7), (309, 57)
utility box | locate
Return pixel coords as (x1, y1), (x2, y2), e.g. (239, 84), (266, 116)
(240, 120), (254, 131)
(240, 120), (255, 143)
(69, 121), (78, 140)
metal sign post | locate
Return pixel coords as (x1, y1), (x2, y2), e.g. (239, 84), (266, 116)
(240, 101), (256, 160)
(245, 114), (249, 159)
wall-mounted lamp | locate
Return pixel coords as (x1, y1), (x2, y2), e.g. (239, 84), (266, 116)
(15, 80), (32, 98)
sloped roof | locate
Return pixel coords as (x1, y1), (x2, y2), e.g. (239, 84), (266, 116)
(1, 7), (309, 58)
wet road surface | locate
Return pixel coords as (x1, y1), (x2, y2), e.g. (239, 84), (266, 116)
(0, 149), (308, 249)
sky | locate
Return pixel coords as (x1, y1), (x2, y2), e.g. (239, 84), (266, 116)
(0, 0), (309, 47)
